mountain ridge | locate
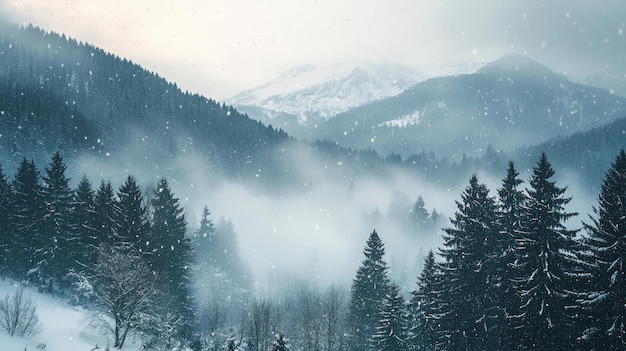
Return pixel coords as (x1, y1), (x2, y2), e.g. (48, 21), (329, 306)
(229, 61), (422, 125)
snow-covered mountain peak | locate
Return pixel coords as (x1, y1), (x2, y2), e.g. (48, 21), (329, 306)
(228, 61), (422, 123)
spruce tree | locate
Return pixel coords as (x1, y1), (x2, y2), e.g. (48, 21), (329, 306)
(70, 175), (98, 274)
(348, 230), (390, 351)
(149, 177), (194, 337)
(410, 195), (430, 231)
(10, 158), (44, 280)
(0, 164), (11, 275)
(513, 152), (580, 351)
(371, 283), (408, 351)
(93, 180), (118, 246)
(495, 161), (526, 348)
(115, 175), (149, 252)
(580, 149), (626, 349)
(437, 174), (500, 351)
(193, 206), (215, 265)
(408, 250), (440, 351)
(41, 151), (73, 289)
(272, 331), (289, 351)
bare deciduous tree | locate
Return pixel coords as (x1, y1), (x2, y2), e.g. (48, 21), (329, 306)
(0, 287), (42, 337)
(90, 246), (156, 349)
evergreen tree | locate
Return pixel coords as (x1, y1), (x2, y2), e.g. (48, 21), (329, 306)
(408, 250), (440, 351)
(149, 177), (194, 337)
(193, 206), (215, 265)
(41, 151), (73, 289)
(410, 195), (430, 231)
(495, 161), (526, 348)
(213, 218), (246, 277)
(370, 284), (408, 351)
(580, 149), (626, 349)
(115, 175), (149, 252)
(513, 152), (580, 351)
(70, 175), (98, 274)
(348, 230), (390, 351)
(10, 158), (44, 280)
(437, 175), (500, 351)
(272, 331), (289, 351)
(0, 165), (12, 275)
(93, 180), (118, 246)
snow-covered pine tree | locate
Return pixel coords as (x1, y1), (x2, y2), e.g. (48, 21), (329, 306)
(93, 180), (117, 247)
(0, 164), (12, 275)
(495, 161), (526, 349)
(115, 175), (150, 252)
(41, 151), (73, 290)
(513, 152), (580, 351)
(408, 250), (440, 351)
(348, 230), (390, 351)
(580, 149), (626, 349)
(70, 175), (98, 275)
(9, 158), (44, 280)
(370, 283), (408, 351)
(149, 177), (194, 339)
(437, 174), (500, 351)
(272, 331), (289, 351)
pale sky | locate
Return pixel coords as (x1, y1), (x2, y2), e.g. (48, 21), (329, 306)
(1, 0), (625, 100)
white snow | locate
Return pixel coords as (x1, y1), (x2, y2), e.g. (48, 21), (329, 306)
(379, 111), (421, 128)
(0, 278), (142, 351)
(228, 61), (423, 122)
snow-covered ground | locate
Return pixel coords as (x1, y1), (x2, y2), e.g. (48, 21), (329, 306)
(0, 278), (141, 351)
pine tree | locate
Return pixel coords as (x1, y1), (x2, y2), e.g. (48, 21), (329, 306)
(513, 152), (580, 350)
(371, 284), (408, 351)
(580, 149), (626, 349)
(93, 180), (118, 247)
(10, 158), (44, 280)
(149, 177), (194, 337)
(272, 331), (289, 351)
(348, 230), (390, 351)
(410, 195), (430, 231)
(0, 164), (12, 275)
(41, 151), (73, 290)
(495, 161), (526, 348)
(437, 174), (500, 351)
(408, 250), (440, 351)
(115, 175), (149, 252)
(193, 206), (215, 265)
(70, 175), (98, 274)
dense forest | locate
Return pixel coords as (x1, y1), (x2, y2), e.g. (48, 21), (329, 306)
(1, 149), (625, 351)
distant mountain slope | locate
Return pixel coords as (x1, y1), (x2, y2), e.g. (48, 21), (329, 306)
(0, 23), (290, 181)
(229, 61), (422, 128)
(313, 54), (626, 159)
(514, 116), (626, 187)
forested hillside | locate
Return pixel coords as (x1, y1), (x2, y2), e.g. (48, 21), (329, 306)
(0, 23), (288, 182)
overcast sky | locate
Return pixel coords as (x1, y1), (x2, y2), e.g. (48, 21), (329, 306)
(1, 0), (625, 100)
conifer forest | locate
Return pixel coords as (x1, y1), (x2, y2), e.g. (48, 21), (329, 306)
(2, 4), (626, 351)
(1, 149), (626, 350)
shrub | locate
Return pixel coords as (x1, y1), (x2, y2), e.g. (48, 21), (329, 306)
(0, 287), (42, 337)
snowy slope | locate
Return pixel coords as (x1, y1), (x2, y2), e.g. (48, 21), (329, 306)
(0, 279), (141, 351)
(228, 61), (422, 124)
(313, 54), (626, 158)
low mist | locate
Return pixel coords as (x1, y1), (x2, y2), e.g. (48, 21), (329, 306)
(73, 134), (459, 294)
